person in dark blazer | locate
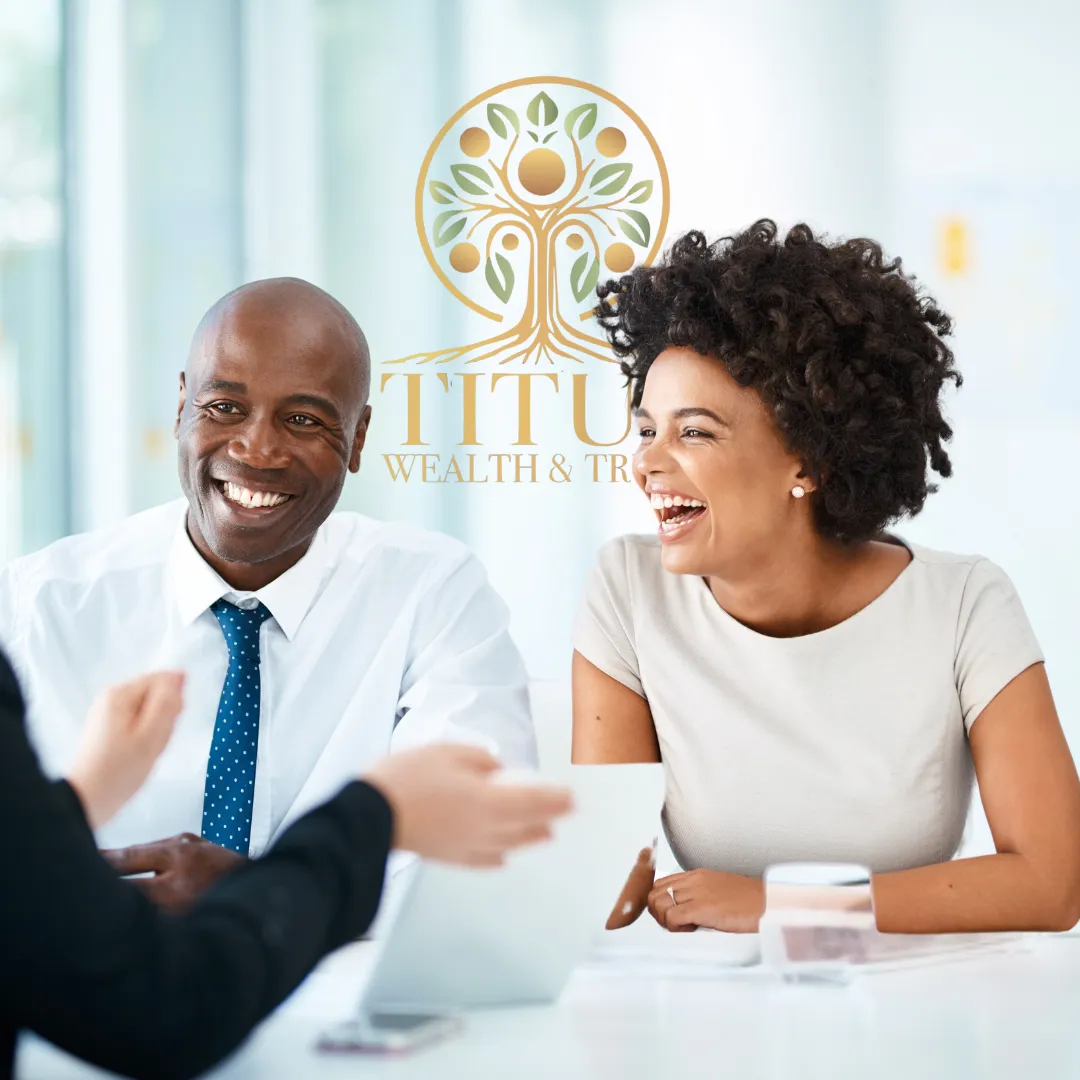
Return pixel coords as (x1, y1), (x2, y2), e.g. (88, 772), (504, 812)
(0, 654), (570, 1080)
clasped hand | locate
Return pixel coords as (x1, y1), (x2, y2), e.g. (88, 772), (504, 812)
(648, 868), (765, 933)
(607, 852), (765, 933)
(101, 834), (245, 914)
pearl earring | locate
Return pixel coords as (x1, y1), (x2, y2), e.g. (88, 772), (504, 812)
(791, 485), (806, 498)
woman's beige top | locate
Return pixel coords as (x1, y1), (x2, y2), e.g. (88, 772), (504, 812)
(574, 536), (1044, 877)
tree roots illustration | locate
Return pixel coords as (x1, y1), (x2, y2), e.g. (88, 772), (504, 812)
(388, 87), (664, 367)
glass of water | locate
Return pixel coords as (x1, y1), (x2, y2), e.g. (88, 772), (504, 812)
(759, 863), (875, 983)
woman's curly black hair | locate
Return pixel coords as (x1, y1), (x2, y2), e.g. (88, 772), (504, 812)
(594, 219), (962, 544)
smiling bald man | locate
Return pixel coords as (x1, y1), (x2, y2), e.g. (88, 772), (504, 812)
(0, 279), (537, 910)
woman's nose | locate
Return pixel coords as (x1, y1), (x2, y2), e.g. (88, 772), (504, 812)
(634, 437), (668, 475)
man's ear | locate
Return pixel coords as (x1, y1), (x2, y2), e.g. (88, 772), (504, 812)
(175, 372), (187, 438)
(349, 404), (372, 473)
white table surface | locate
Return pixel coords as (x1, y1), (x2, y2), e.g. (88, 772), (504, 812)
(19, 934), (1080, 1079)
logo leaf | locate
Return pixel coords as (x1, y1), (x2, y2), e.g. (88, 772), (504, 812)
(485, 253), (515, 303)
(626, 180), (653, 204)
(450, 164), (494, 196)
(590, 162), (632, 196)
(433, 209), (467, 247)
(617, 209), (651, 248)
(526, 90), (558, 127)
(487, 103), (519, 139)
(564, 102), (597, 140)
(527, 131), (539, 142)
(542, 131), (557, 144)
(428, 180), (457, 205)
(570, 251), (601, 303)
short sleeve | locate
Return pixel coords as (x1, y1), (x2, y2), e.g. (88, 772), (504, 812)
(573, 538), (644, 697)
(955, 558), (1044, 732)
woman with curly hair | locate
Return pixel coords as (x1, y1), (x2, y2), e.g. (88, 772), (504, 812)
(573, 220), (1080, 935)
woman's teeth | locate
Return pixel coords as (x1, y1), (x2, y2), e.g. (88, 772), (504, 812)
(650, 495), (706, 510)
(650, 492), (707, 533)
(222, 481), (291, 509)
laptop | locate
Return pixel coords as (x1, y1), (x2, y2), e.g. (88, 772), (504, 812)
(356, 763), (665, 1012)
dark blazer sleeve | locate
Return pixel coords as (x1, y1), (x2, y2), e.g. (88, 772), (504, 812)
(0, 650), (392, 1080)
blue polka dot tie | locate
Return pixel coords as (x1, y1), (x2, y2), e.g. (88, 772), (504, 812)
(201, 600), (272, 855)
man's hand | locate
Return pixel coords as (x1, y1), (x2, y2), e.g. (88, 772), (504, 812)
(101, 833), (245, 914)
(647, 868), (765, 933)
(605, 843), (657, 930)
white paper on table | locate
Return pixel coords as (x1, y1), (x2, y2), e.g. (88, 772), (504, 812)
(582, 914), (762, 978)
(846, 931), (1029, 975)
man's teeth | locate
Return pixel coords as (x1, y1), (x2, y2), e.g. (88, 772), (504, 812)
(650, 495), (706, 510)
(222, 481), (290, 509)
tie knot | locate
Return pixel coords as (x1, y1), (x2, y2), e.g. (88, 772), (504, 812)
(211, 599), (271, 664)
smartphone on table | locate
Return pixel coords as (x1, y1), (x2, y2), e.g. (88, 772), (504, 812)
(317, 1011), (463, 1056)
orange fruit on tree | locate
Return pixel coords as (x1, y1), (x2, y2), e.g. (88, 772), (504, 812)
(459, 127), (490, 158)
(596, 127), (626, 158)
(518, 148), (566, 196)
(449, 242), (481, 272)
(604, 242), (634, 272)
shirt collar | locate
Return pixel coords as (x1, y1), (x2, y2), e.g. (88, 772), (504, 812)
(168, 510), (332, 641)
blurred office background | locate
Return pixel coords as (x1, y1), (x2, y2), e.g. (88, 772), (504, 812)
(2, 0), (1078, 792)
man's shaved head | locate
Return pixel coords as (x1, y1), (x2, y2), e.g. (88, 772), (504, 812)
(188, 277), (371, 409)
(175, 277), (374, 591)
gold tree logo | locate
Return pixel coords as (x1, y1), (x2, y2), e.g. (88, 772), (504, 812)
(389, 76), (669, 367)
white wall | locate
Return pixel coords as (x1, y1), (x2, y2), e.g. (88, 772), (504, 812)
(879, 0), (1080, 854)
(423, 0), (891, 681)
(52, 0), (1080, 760)
(883, 0), (1080, 750)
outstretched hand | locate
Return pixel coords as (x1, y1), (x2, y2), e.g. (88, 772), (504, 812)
(364, 744), (573, 867)
(68, 672), (185, 829)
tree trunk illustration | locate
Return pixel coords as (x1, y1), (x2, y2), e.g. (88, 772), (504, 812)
(390, 82), (667, 367)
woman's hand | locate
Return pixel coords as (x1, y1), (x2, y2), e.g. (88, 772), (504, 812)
(67, 672), (186, 829)
(605, 842), (657, 929)
(364, 744), (573, 867)
(648, 868), (765, 933)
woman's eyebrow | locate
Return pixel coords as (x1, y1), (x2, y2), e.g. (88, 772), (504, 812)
(673, 407), (730, 427)
(633, 406), (730, 427)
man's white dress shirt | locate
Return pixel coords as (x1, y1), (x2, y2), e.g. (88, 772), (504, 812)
(0, 500), (537, 853)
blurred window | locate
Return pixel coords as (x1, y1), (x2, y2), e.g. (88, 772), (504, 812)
(0, 1), (68, 561)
